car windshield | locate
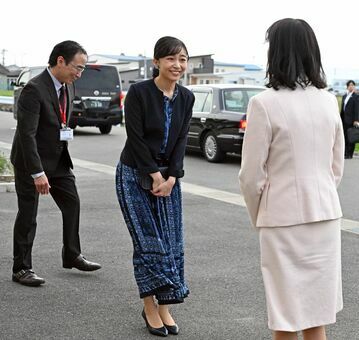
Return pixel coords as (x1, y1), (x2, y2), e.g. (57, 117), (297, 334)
(223, 88), (263, 113)
(75, 65), (120, 90)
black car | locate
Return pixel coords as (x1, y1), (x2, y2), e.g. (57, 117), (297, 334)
(12, 64), (123, 134)
(186, 84), (265, 162)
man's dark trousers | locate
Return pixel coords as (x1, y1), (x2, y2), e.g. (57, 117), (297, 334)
(343, 121), (355, 157)
(13, 153), (81, 273)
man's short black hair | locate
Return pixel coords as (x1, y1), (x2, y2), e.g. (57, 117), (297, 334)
(346, 80), (356, 87)
(48, 40), (87, 67)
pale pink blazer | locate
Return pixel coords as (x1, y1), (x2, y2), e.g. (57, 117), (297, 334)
(239, 86), (345, 227)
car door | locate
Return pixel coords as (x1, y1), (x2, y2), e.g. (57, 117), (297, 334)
(187, 88), (213, 148)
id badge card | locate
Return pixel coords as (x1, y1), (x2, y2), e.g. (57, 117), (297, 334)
(60, 127), (74, 141)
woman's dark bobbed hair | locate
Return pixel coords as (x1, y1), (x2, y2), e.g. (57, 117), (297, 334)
(265, 18), (327, 90)
(152, 36), (189, 78)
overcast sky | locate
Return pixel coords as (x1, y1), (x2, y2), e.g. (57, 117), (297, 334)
(2, 0), (359, 81)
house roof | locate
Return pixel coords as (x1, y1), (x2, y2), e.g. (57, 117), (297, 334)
(214, 61), (262, 71)
(0, 64), (9, 75)
(89, 54), (152, 62)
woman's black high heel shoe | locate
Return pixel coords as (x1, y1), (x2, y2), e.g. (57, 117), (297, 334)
(142, 309), (168, 337)
(163, 323), (179, 335)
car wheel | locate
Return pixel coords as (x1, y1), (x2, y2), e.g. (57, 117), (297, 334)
(202, 132), (225, 162)
(99, 124), (112, 134)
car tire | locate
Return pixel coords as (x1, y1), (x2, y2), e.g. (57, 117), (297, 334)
(99, 124), (112, 134)
(68, 120), (76, 129)
(202, 132), (225, 162)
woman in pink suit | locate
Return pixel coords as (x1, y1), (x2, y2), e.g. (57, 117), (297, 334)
(239, 19), (344, 340)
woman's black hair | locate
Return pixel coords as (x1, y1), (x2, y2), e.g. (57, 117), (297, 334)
(265, 18), (327, 90)
(346, 80), (355, 87)
(152, 36), (189, 78)
(48, 40), (87, 67)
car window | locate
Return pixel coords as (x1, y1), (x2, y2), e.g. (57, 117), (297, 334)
(17, 71), (30, 85)
(17, 67), (43, 86)
(192, 91), (209, 112)
(223, 89), (263, 113)
(75, 65), (120, 90)
(246, 90), (262, 102)
(223, 90), (246, 112)
(202, 92), (213, 112)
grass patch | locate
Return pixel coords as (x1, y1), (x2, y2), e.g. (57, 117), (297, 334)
(0, 90), (14, 96)
(0, 153), (13, 175)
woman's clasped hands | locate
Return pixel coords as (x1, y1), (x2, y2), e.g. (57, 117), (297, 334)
(150, 172), (176, 197)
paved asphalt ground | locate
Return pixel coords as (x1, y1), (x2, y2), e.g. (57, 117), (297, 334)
(0, 111), (359, 340)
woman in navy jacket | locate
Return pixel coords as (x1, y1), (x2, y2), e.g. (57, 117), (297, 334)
(116, 36), (194, 337)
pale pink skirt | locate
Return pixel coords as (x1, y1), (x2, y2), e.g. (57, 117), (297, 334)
(259, 219), (343, 331)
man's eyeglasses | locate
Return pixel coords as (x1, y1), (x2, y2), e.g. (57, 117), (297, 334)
(69, 63), (86, 73)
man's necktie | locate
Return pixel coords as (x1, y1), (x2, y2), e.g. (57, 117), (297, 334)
(59, 86), (66, 112)
(59, 86), (67, 125)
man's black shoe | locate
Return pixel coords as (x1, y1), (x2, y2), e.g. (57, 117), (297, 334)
(12, 269), (45, 286)
(63, 255), (101, 271)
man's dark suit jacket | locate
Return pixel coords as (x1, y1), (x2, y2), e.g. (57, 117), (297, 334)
(340, 92), (359, 125)
(11, 70), (74, 175)
(120, 79), (195, 178)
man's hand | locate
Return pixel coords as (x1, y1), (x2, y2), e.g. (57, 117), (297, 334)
(34, 174), (51, 195)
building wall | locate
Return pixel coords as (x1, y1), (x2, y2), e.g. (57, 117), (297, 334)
(120, 69), (140, 91)
(88, 55), (139, 72)
(0, 74), (7, 90)
(189, 71), (265, 86)
(214, 65), (245, 73)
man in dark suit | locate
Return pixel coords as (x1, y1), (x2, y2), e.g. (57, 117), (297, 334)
(341, 80), (359, 159)
(11, 41), (101, 286)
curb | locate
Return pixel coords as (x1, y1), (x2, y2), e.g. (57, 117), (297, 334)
(0, 181), (15, 193)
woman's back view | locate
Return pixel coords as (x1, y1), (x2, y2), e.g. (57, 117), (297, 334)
(239, 18), (344, 340)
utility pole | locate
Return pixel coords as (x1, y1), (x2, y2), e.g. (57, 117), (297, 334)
(143, 53), (147, 79)
(1, 49), (7, 65)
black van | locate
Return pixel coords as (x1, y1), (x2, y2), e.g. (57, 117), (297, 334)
(71, 64), (123, 134)
(13, 64), (123, 134)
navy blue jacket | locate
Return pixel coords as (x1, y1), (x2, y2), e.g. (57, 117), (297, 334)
(120, 79), (194, 177)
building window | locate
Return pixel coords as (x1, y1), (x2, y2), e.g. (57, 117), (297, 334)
(200, 80), (204, 84)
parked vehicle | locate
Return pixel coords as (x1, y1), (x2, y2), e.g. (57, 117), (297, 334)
(13, 66), (43, 119)
(186, 84), (265, 162)
(12, 64), (124, 134)
(71, 64), (123, 134)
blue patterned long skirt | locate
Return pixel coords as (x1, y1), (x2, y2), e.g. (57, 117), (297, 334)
(115, 162), (189, 304)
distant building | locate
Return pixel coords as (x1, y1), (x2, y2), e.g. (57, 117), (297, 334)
(214, 61), (262, 73)
(190, 61), (265, 85)
(0, 64), (9, 90)
(6, 65), (23, 90)
(88, 54), (152, 90)
(88, 53), (264, 89)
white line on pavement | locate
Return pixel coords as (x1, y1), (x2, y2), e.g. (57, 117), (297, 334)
(1, 140), (359, 235)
